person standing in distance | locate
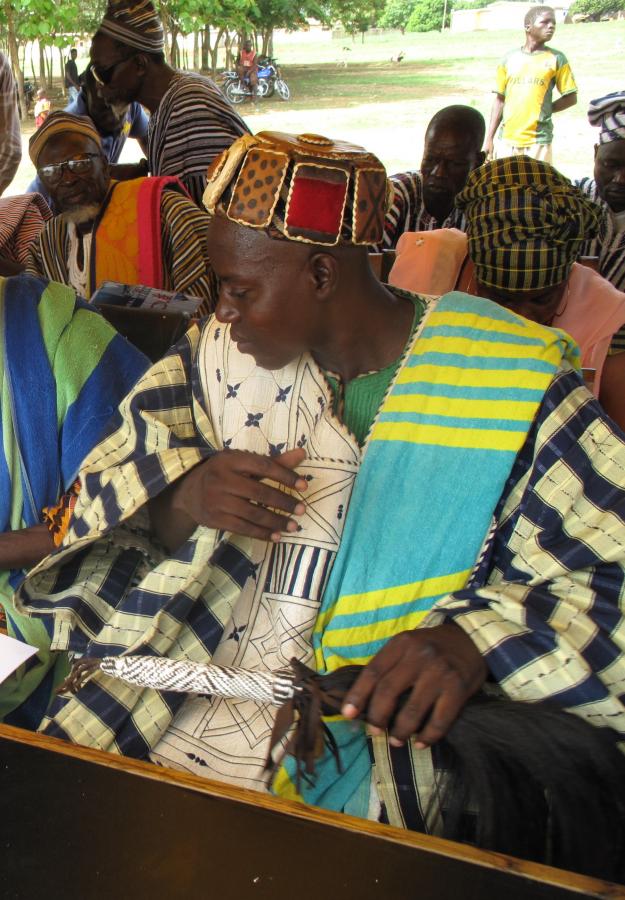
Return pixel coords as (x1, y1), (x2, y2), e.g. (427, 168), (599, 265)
(484, 6), (577, 163)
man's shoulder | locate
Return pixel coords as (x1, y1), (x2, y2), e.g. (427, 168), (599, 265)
(389, 171), (423, 198)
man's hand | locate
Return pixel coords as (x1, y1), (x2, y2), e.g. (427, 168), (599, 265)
(341, 623), (487, 748)
(169, 447), (308, 543)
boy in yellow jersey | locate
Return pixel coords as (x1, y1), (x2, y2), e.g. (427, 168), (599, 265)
(484, 5), (577, 163)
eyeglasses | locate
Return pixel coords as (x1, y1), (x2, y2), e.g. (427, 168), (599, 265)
(89, 57), (131, 86)
(38, 154), (100, 185)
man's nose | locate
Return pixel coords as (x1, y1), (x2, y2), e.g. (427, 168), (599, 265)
(613, 168), (625, 184)
(215, 293), (240, 324)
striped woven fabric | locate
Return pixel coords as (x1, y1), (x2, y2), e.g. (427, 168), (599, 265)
(577, 177), (625, 294)
(26, 179), (216, 308)
(0, 194), (51, 265)
(98, 0), (164, 53)
(314, 292), (579, 674)
(457, 156), (600, 292)
(148, 73), (250, 207)
(381, 171), (466, 250)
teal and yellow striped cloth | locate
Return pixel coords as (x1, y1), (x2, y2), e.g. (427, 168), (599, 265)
(276, 291), (580, 811)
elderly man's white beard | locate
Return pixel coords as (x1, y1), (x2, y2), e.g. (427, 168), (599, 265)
(60, 204), (101, 225)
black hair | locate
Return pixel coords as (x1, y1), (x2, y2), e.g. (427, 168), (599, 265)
(425, 104), (486, 150)
(524, 5), (555, 27)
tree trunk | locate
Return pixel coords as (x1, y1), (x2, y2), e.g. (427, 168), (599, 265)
(209, 28), (224, 76)
(261, 28), (273, 57)
(58, 46), (65, 94)
(224, 31), (234, 70)
(201, 25), (210, 70)
(4, 0), (25, 114)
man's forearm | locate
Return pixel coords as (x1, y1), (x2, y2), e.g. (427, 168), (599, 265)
(148, 477), (198, 554)
(0, 524), (55, 570)
(485, 94), (505, 145)
(552, 92), (577, 113)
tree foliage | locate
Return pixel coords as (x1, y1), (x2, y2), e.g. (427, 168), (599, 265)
(406, 0), (451, 31)
(569, 0), (625, 18)
(379, 0), (418, 30)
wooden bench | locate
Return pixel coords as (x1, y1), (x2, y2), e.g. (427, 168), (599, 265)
(1, 724), (622, 900)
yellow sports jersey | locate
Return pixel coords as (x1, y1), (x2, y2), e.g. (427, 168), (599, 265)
(495, 46), (577, 146)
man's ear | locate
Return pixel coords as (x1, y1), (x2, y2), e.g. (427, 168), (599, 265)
(308, 252), (339, 299)
(133, 53), (149, 75)
(593, 143), (599, 160)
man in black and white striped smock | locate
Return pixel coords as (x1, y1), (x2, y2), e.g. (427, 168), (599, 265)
(89, 0), (251, 207)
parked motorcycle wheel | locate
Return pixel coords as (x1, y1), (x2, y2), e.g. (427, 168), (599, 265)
(225, 81), (245, 104)
(262, 79), (275, 99)
(276, 79), (290, 101)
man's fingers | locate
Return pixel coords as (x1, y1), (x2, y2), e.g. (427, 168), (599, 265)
(211, 495), (295, 537)
(387, 666), (465, 744)
(234, 476), (305, 517)
(411, 685), (468, 748)
(229, 449), (308, 491)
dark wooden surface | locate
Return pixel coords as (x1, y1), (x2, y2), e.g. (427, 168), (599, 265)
(1, 725), (623, 900)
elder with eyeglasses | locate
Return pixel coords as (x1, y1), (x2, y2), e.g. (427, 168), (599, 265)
(25, 111), (216, 311)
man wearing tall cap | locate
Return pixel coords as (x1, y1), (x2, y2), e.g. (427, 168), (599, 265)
(14, 133), (625, 829)
(381, 105), (486, 249)
(89, 0), (250, 206)
(26, 111), (216, 311)
(577, 91), (625, 299)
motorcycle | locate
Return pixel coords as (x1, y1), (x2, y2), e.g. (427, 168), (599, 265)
(221, 57), (290, 104)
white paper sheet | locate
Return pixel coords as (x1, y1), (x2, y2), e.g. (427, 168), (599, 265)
(0, 632), (38, 684)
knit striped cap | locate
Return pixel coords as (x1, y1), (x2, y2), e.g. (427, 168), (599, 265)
(29, 111), (102, 166)
(456, 156), (600, 292)
(588, 91), (625, 144)
(98, 0), (164, 53)
(203, 131), (389, 246)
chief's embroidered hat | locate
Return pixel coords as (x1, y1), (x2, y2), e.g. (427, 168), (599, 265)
(203, 131), (389, 246)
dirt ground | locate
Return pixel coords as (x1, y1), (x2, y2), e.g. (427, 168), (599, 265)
(7, 20), (624, 195)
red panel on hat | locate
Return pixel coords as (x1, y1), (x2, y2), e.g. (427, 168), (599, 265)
(287, 176), (347, 236)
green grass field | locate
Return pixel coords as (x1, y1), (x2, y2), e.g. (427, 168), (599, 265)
(247, 20), (625, 179)
(8, 20), (625, 194)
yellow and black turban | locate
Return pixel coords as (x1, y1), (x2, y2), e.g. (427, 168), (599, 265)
(29, 111), (102, 167)
(203, 131), (389, 247)
(456, 156), (600, 292)
(98, 0), (164, 54)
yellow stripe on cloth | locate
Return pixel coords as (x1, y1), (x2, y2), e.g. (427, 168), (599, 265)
(425, 309), (550, 339)
(396, 364), (554, 391)
(383, 393), (540, 422)
(371, 420), (526, 451)
(413, 335), (568, 365)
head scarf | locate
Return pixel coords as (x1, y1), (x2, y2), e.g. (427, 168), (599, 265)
(456, 156), (600, 292)
(98, 0), (164, 54)
(203, 131), (389, 246)
(29, 111), (102, 167)
(588, 91), (625, 145)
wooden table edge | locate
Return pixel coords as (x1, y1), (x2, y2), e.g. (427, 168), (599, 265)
(2, 722), (623, 898)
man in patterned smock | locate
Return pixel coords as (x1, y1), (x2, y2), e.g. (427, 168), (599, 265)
(382, 105), (485, 249)
(14, 132), (625, 830)
(577, 91), (625, 304)
(484, 5), (577, 163)
(89, 0), (250, 207)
